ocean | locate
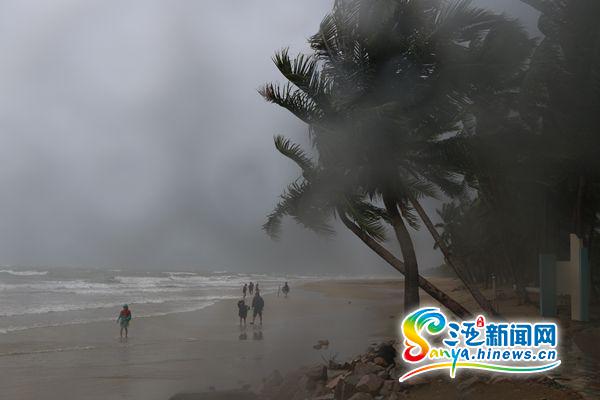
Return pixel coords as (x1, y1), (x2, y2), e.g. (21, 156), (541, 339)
(0, 267), (294, 334)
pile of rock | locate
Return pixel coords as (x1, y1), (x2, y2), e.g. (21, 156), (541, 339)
(256, 341), (581, 400)
(259, 341), (407, 400)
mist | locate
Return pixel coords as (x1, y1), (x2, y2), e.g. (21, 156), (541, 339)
(0, 0), (539, 274)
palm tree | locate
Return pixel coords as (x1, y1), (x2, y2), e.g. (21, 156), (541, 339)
(264, 135), (473, 318)
(519, 0), (600, 297)
(261, 0), (522, 314)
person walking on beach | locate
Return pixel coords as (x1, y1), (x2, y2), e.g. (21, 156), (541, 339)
(282, 282), (290, 298)
(251, 290), (264, 326)
(237, 299), (249, 326)
(242, 283), (248, 298)
(249, 282), (254, 295)
(116, 304), (132, 340)
(255, 283), (259, 293)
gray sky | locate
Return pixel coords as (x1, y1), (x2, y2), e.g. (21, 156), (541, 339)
(0, 0), (539, 274)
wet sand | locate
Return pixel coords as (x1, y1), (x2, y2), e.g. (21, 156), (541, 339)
(1, 277), (596, 400)
(0, 279), (407, 400)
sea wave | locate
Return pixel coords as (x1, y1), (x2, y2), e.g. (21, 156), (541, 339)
(0, 269), (49, 276)
(0, 299), (226, 334)
(0, 294), (235, 317)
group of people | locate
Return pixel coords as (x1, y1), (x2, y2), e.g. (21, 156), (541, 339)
(114, 280), (292, 339)
(236, 281), (290, 327)
(236, 295), (262, 327)
(242, 281), (259, 297)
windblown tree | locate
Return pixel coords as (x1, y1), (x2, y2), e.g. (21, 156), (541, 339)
(518, 0), (600, 296)
(262, 0), (531, 314)
(433, 0), (600, 305)
(264, 135), (472, 318)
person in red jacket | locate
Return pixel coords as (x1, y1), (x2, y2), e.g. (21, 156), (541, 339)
(116, 304), (132, 340)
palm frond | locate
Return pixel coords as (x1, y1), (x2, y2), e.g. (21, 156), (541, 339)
(432, 0), (499, 42)
(258, 82), (321, 123)
(273, 135), (315, 173)
(342, 196), (387, 241)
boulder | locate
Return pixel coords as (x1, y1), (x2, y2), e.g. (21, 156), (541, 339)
(379, 380), (396, 396)
(334, 378), (357, 400)
(353, 362), (384, 376)
(373, 357), (387, 367)
(356, 374), (383, 394)
(326, 374), (344, 390)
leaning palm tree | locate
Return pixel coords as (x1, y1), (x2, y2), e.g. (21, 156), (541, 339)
(261, 0), (519, 314)
(265, 135), (472, 318)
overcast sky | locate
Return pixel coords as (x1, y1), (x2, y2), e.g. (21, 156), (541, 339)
(0, 0), (539, 274)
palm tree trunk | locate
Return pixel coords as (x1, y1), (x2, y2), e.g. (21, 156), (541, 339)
(382, 194), (420, 311)
(407, 194), (500, 316)
(339, 212), (472, 319)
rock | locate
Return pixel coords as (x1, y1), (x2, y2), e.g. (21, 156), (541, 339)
(373, 357), (387, 367)
(356, 374), (384, 394)
(353, 362), (384, 376)
(386, 393), (404, 400)
(328, 369), (348, 380)
(326, 374), (344, 390)
(334, 378), (357, 400)
(347, 393), (373, 400)
(379, 380), (396, 396)
(376, 369), (389, 380)
(313, 394), (335, 400)
(374, 343), (397, 366)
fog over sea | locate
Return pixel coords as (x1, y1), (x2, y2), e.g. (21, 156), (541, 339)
(0, 267), (309, 335)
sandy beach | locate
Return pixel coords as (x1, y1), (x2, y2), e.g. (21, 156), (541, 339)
(0, 277), (597, 400)
(0, 278), (411, 400)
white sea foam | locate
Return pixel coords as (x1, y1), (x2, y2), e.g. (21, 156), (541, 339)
(0, 268), (301, 335)
(0, 298), (228, 334)
(0, 269), (49, 276)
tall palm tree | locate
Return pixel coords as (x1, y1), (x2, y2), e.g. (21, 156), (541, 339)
(264, 135), (473, 318)
(261, 0), (522, 313)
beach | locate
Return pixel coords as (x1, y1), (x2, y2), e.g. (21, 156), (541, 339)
(0, 277), (411, 400)
(0, 277), (597, 400)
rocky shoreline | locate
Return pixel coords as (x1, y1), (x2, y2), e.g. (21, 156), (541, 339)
(171, 341), (583, 400)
